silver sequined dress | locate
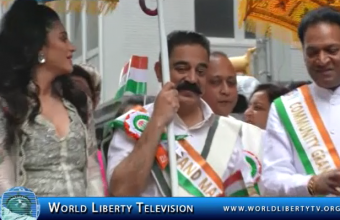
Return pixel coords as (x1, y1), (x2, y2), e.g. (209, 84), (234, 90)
(0, 99), (104, 197)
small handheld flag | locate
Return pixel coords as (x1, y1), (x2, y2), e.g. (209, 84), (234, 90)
(114, 55), (148, 101)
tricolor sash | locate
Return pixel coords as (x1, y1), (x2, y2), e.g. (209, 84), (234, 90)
(275, 85), (340, 175)
(112, 107), (250, 197)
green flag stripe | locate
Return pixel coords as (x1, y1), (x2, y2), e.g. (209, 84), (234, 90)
(114, 79), (147, 100)
(229, 189), (249, 197)
(274, 98), (315, 175)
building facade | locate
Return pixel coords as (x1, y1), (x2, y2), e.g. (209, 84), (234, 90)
(97, 0), (310, 103)
(1, 0), (311, 104)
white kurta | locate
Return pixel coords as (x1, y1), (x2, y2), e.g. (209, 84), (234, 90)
(107, 100), (251, 197)
(261, 83), (340, 196)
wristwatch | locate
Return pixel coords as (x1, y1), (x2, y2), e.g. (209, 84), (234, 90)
(307, 176), (316, 196)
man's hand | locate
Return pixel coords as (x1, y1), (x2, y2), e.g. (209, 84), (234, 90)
(313, 169), (340, 196)
(109, 82), (179, 196)
(152, 82), (179, 127)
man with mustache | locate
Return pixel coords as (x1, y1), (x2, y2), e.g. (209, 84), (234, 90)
(106, 31), (255, 197)
(262, 7), (340, 196)
(202, 51), (264, 195)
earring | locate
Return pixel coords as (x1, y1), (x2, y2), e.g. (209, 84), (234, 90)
(38, 53), (46, 64)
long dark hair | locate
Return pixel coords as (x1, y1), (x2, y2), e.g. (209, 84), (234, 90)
(250, 83), (289, 104)
(286, 81), (312, 91)
(72, 65), (96, 102)
(0, 0), (88, 150)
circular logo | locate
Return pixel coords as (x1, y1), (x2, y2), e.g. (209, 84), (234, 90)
(1, 187), (39, 220)
(133, 114), (149, 132)
(243, 150), (262, 183)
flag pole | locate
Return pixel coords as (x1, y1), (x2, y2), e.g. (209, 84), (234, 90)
(139, 0), (178, 197)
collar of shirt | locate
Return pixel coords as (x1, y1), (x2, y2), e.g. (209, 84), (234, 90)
(144, 99), (215, 130)
(311, 83), (340, 103)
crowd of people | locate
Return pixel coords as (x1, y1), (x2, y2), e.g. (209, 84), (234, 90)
(0, 0), (338, 197)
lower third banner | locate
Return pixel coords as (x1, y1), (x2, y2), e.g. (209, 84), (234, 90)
(2, 196), (340, 220)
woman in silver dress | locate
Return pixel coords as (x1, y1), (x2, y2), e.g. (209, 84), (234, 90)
(0, 0), (104, 196)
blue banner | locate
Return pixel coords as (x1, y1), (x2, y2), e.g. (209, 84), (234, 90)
(15, 198), (340, 219)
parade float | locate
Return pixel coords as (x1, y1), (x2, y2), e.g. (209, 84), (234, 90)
(5, 0), (340, 197)
(0, 0), (180, 196)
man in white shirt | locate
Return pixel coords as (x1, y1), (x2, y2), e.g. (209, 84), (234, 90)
(262, 7), (340, 196)
(106, 31), (253, 197)
(202, 51), (263, 195)
(201, 51), (239, 116)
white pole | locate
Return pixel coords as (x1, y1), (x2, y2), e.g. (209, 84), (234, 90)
(81, 0), (87, 63)
(98, 1), (105, 102)
(66, 0), (72, 41)
(118, 65), (125, 85)
(156, 0), (178, 197)
(0, 4), (3, 18)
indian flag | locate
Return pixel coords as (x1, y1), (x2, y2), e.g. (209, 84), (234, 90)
(114, 55), (148, 101)
(224, 170), (250, 197)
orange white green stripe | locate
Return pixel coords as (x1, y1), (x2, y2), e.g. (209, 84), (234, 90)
(224, 171), (249, 197)
(275, 85), (340, 175)
(111, 108), (252, 197)
(114, 55), (148, 101)
(175, 139), (224, 197)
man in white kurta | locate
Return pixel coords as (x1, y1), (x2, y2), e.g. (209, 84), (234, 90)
(106, 31), (253, 197)
(107, 100), (252, 196)
(202, 51), (263, 195)
(262, 83), (340, 196)
(262, 7), (340, 197)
